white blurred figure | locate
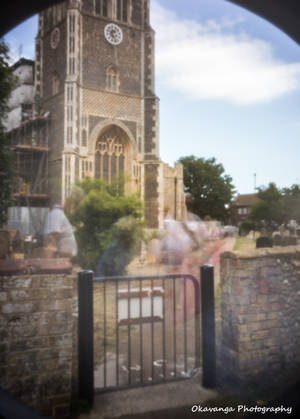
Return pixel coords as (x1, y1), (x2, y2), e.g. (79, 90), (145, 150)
(183, 212), (209, 247)
(224, 225), (238, 237)
(158, 219), (193, 266)
(205, 220), (222, 240)
(199, 222), (210, 241)
(43, 204), (77, 257)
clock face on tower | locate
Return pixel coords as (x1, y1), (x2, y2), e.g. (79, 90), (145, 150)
(104, 23), (123, 45)
(50, 27), (60, 49)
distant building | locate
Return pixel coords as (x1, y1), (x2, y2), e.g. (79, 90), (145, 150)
(231, 193), (260, 226)
(5, 0), (186, 236)
(5, 58), (35, 131)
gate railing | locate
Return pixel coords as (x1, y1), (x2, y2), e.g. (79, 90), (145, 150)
(78, 265), (216, 405)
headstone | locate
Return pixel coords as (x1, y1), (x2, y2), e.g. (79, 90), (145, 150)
(256, 237), (273, 248)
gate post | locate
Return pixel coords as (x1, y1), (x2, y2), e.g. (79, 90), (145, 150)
(201, 264), (216, 388)
(78, 270), (94, 404)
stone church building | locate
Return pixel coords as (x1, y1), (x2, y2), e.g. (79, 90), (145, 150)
(6, 0), (186, 232)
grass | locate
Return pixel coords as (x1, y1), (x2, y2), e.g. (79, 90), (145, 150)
(233, 236), (256, 252)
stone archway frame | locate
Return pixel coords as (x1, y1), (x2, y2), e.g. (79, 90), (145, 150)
(89, 118), (138, 182)
(89, 118), (137, 154)
(1, 0), (300, 45)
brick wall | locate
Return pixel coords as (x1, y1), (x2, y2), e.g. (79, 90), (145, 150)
(0, 274), (77, 418)
(220, 246), (300, 397)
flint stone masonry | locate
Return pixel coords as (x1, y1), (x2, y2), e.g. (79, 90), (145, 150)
(220, 246), (300, 397)
(0, 273), (77, 418)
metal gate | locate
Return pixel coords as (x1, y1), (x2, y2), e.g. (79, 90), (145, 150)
(77, 266), (216, 404)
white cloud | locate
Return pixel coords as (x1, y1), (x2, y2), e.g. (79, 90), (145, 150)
(5, 37), (35, 65)
(4, 15), (37, 64)
(151, 1), (300, 105)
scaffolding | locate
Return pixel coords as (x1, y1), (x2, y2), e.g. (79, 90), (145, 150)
(7, 114), (50, 208)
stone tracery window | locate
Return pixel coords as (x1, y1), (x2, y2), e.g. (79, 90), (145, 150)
(117, 0), (129, 22)
(95, 126), (128, 183)
(95, 0), (108, 17)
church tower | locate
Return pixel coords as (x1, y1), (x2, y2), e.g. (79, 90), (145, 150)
(34, 0), (183, 229)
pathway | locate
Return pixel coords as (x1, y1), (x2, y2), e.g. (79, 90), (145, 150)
(128, 236), (236, 283)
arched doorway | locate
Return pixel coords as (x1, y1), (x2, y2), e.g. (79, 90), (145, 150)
(94, 125), (131, 184)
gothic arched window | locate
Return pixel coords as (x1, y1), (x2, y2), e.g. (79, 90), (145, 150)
(106, 67), (119, 92)
(52, 72), (59, 95)
(94, 126), (128, 183)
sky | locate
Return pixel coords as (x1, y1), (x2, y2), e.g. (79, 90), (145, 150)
(4, 0), (300, 195)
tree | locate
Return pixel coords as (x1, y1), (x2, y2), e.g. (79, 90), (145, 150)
(281, 184), (300, 223)
(66, 178), (145, 274)
(178, 155), (235, 223)
(239, 219), (256, 236)
(0, 41), (15, 226)
(249, 183), (283, 229)
(249, 183), (300, 230)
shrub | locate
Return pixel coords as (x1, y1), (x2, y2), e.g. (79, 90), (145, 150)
(66, 178), (145, 274)
(239, 220), (256, 236)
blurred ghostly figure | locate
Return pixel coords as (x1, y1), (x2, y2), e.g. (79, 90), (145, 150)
(158, 219), (193, 266)
(44, 204), (77, 257)
(183, 212), (208, 248)
(96, 216), (143, 277)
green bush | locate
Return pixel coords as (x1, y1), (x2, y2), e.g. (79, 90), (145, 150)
(239, 220), (256, 236)
(66, 178), (145, 274)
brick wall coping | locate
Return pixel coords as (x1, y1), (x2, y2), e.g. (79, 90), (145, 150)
(221, 245), (300, 260)
(0, 273), (76, 280)
(0, 258), (73, 276)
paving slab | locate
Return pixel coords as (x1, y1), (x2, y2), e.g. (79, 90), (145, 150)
(78, 377), (218, 419)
